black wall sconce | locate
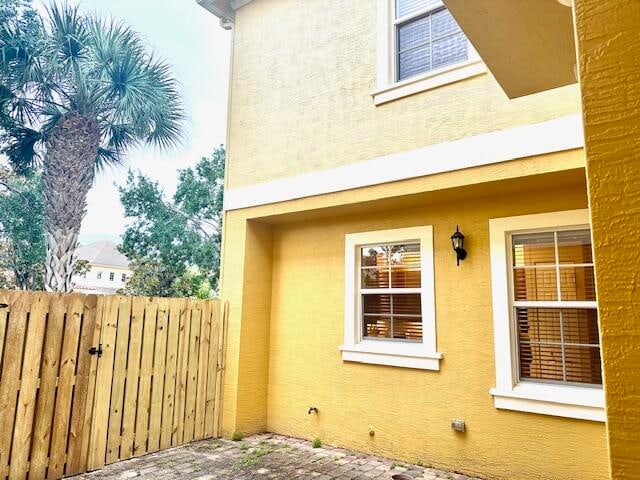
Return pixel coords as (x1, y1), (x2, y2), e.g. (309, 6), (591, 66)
(451, 226), (467, 266)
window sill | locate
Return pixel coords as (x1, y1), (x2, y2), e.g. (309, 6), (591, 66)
(372, 60), (487, 106)
(490, 383), (605, 422)
(340, 341), (442, 370)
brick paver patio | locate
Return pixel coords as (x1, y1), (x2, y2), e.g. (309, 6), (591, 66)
(71, 433), (480, 480)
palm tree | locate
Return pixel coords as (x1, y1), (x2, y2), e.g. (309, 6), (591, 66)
(0, 3), (184, 291)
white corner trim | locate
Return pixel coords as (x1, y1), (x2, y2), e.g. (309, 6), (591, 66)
(372, 60), (487, 105)
(341, 226), (441, 371)
(488, 209), (605, 422)
(224, 114), (585, 211)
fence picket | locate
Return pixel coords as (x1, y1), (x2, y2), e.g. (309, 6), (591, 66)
(0, 292), (29, 480)
(134, 297), (158, 457)
(119, 296), (144, 460)
(148, 297), (169, 453)
(213, 301), (228, 438)
(160, 299), (181, 449)
(9, 292), (49, 480)
(48, 294), (86, 479)
(204, 300), (221, 438)
(194, 300), (211, 440)
(29, 295), (66, 480)
(183, 300), (201, 442)
(172, 299), (190, 446)
(106, 296), (132, 464)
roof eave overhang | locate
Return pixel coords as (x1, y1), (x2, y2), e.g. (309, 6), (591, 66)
(443, 0), (578, 98)
(195, 0), (253, 28)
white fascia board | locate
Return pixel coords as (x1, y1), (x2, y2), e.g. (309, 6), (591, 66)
(230, 0), (253, 8)
(224, 114), (585, 211)
(196, 0), (253, 23)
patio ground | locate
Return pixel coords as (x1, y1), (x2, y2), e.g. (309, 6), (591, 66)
(71, 433), (481, 480)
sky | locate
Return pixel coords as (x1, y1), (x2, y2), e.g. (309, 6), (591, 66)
(35, 0), (232, 244)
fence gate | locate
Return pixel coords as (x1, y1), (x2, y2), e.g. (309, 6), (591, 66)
(0, 291), (227, 480)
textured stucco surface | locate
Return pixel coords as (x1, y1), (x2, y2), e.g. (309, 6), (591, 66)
(218, 155), (588, 443)
(225, 0), (582, 189)
(219, 218), (274, 437)
(575, 1), (640, 478)
(216, 0), (610, 478)
(263, 183), (607, 480)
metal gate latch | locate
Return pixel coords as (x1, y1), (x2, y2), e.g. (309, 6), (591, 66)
(88, 344), (103, 357)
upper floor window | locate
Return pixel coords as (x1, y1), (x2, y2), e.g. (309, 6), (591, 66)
(96, 271), (102, 280)
(121, 273), (127, 282)
(109, 272), (115, 281)
(395, 0), (468, 81)
(374, 0), (485, 105)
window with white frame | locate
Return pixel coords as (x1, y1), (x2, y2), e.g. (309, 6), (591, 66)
(511, 229), (601, 386)
(341, 226), (441, 370)
(395, 0), (468, 81)
(109, 272), (115, 281)
(373, 0), (485, 105)
(489, 210), (605, 422)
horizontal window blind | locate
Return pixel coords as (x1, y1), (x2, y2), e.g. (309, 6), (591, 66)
(396, 0), (441, 19)
(360, 243), (422, 341)
(511, 229), (601, 386)
(396, 5), (468, 81)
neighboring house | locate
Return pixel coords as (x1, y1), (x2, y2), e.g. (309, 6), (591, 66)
(73, 240), (131, 295)
(200, 1), (638, 479)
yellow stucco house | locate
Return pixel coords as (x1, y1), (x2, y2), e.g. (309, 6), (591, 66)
(199, 1), (640, 479)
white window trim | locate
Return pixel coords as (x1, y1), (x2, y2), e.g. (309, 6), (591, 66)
(488, 209), (605, 422)
(373, 0), (486, 105)
(340, 226), (442, 370)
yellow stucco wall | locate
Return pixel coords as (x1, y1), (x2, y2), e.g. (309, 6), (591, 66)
(574, 1), (640, 478)
(219, 153), (589, 440)
(264, 182), (607, 480)
(226, 0), (582, 189)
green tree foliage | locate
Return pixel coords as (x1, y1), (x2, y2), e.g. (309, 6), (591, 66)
(119, 146), (225, 298)
(0, 172), (46, 289)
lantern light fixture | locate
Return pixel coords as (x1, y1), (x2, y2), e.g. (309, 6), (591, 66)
(451, 226), (467, 266)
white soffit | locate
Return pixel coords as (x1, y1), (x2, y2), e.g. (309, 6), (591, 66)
(196, 0), (254, 23)
(443, 0), (577, 98)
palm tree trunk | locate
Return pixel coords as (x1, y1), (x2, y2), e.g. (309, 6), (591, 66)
(43, 112), (101, 292)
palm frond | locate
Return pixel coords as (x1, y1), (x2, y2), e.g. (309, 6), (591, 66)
(2, 126), (43, 174)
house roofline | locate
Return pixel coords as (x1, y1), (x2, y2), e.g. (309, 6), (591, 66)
(196, 0), (253, 28)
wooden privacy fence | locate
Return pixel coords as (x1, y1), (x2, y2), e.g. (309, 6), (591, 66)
(0, 290), (227, 480)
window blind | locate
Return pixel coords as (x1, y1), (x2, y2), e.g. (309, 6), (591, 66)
(512, 229), (601, 385)
(396, 6), (468, 80)
(396, 0), (441, 19)
(360, 243), (422, 341)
